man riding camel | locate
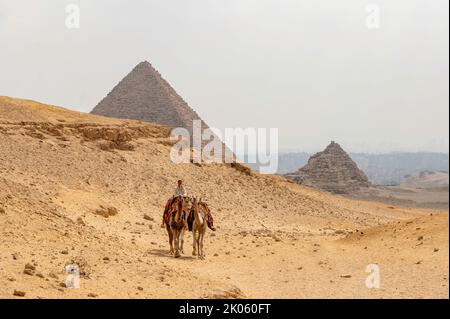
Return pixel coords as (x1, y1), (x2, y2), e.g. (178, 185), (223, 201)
(161, 180), (216, 231)
(173, 179), (187, 197)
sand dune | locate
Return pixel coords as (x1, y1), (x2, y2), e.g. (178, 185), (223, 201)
(0, 97), (448, 298)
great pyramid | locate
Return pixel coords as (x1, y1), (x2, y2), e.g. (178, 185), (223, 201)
(285, 141), (370, 194)
(91, 61), (211, 144)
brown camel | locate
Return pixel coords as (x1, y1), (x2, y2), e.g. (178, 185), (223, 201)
(191, 197), (208, 259)
(165, 195), (190, 258)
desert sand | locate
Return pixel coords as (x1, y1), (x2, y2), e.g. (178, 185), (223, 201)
(349, 185), (449, 211)
(0, 96), (448, 299)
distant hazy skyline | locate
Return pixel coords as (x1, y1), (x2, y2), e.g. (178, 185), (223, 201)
(0, 0), (448, 153)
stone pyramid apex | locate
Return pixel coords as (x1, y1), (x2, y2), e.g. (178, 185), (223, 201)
(90, 61), (232, 159)
(91, 61), (206, 135)
(324, 141), (344, 153)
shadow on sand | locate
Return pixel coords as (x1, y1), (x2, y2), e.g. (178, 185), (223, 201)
(147, 248), (196, 260)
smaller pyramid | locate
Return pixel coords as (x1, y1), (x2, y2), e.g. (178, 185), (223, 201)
(285, 141), (370, 194)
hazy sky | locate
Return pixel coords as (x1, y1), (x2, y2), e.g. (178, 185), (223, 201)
(0, 0), (448, 153)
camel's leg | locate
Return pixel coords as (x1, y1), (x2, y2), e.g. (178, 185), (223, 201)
(192, 228), (197, 256)
(180, 228), (185, 254)
(167, 225), (174, 255)
(174, 229), (181, 258)
(196, 233), (201, 258)
(173, 230), (178, 257)
(173, 230), (177, 257)
(199, 229), (205, 259)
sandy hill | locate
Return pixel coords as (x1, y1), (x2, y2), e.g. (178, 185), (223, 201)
(285, 141), (370, 194)
(0, 97), (448, 298)
(402, 171), (449, 189)
(0, 96), (121, 124)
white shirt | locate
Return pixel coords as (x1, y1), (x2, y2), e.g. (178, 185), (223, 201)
(174, 185), (187, 196)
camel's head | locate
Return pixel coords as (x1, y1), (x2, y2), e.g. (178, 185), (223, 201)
(197, 199), (209, 218)
(173, 195), (190, 222)
(191, 197), (200, 213)
(180, 196), (191, 216)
